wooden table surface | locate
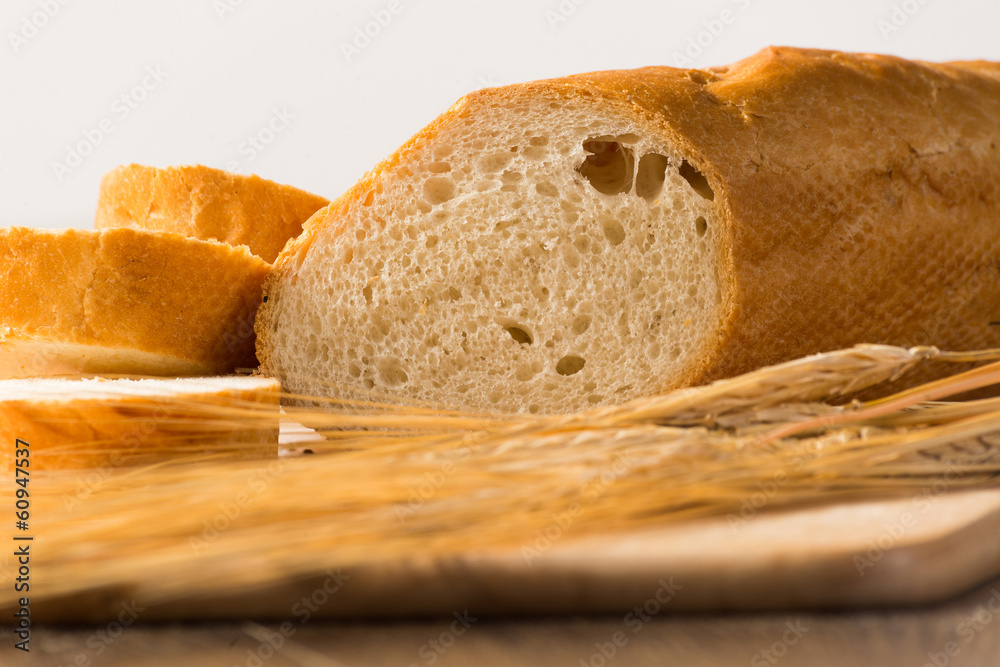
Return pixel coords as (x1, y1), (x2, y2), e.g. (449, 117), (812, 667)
(9, 573), (1000, 667)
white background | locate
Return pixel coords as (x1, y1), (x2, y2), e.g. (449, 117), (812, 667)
(2, 0), (997, 229)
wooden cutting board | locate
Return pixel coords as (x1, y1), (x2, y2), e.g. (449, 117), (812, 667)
(24, 486), (1000, 622)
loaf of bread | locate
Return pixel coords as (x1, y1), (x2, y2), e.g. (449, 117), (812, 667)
(0, 227), (270, 378)
(95, 164), (329, 262)
(255, 47), (1000, 415)
(0, 376), (280, 470)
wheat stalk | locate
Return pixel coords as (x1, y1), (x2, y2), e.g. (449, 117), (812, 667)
(4, 345), (1000, 609)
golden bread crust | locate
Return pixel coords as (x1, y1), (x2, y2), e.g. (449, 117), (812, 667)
(95, 164), (329, 262)
(0, 227), (271, 377)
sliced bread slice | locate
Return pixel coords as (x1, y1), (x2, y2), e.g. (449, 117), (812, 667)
(256, 47), (1000, 415)
(0, 376), (280, 470)
(95, 164), (329, 262)
(0, 227), (271, 378)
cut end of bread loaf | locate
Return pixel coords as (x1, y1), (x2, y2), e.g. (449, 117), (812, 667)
(259, 88), (723, 414)
(96, 164), (329, 262)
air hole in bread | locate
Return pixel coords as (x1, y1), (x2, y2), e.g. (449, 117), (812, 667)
(343, 248), (354, 264)
(561, 242), (580, 268)
(695, 216), (708, 237)
(433, 144), (455, 159)
(515, 363), (536, 381)
(495, 218), (521, 233)
(362, 283), (373, 304)
(500, 170), (523, 192)
(578, 138), (635, 196)
(423, 175), (457, 205)
(426, 235), (440, 248)
(377, 358), (408, 387)
(529, 136), (548, 146)
(636, 153), (669, 202)
(479, 153), (513, 173)
(348, 362), (362, 378)
(448, 286), (462, 301)
(556, 355), (586, 376)
(523, 146), (547, 160)
(536, 181), (559, 197)
(428, 162), (452, 173)
(363, 190), (375, 206)
(600, 216), (626, 246)
(571, 314), (592, 335)
(679, 160), (714, 200)
(355, 228), (367, 241)
(498, 318), (533, 345)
